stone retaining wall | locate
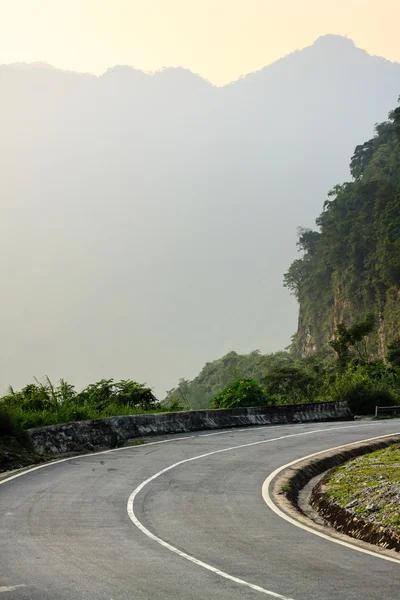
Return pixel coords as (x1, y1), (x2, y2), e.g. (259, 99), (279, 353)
(27, 401), (352, 455)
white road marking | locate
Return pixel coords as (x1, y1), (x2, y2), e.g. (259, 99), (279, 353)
(199, 423), (346, 437)
(0, 585), (26, 592)
(262, 432), (400, 565)
(0, 435), (195, 487)
(0, 421), (372, 487)
(127, 422), (384, 598)
(0, 423), (318, 485)
(199, 426), (271, 437)
(1, 420), (394, 599)
(199, 430), (238, 437)
(198, 424), (302, 437)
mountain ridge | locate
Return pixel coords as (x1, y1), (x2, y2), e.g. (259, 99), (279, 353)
(2, 34), (399, 88)
(1, 33), (400, 396)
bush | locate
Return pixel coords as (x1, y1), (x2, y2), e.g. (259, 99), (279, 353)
(261, 365), (316, 404)
(163, 397), (187, 412)
(387, 337), (400, 368)
(210, 378), (272, 409)
(0, 376), (165, 430)
(0, 408), (18, 436)
(363, 390), (397, 415)
(320, 364), (400, 415)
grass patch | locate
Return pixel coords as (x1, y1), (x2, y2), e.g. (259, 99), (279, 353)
(325, 444), (400, 529)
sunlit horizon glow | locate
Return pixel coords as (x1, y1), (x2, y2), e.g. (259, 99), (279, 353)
(1, 0), (400, 85)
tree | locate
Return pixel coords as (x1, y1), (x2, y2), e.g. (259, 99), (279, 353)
(285, 98), (400, 359)
(114, 380), (157, 409)
(329, 314), (376, 367)
(261, 366), (314, 404)
(386, 337), (400, 368)
(210, 378), (271, 409)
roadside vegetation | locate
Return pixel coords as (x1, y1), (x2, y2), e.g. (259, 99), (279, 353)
(168, 316), (400, 414)
(0, 378), (185, 436)
(167, 99), (400, 415)
(1, 315), (400, 441)
(0, 433), (44, 473)
(284, 98), (400, 358)
(325, 444), (400, 529)
(3, 101), (400, 437)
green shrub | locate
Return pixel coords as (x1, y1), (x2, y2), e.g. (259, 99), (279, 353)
(364, 390), (397, 415)
(0, 376), (166, 430)
(0, 408), (18, 436)
(321, 364), (400, 415)
(163, 397), (187, 412)
(210, 378), (272, 409)
(387, 337), (400, 368)
(261, 365), (315, 404)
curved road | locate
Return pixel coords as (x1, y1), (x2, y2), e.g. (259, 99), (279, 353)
(1, 420), (399, 599)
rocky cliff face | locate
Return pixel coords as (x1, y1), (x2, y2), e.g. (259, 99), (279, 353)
(286, 99), (400, 359)
(2, 36), (400, 396)
(294, 285), (400, 359)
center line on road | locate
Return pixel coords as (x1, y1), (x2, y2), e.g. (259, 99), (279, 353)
(0, 585), (26, 593)
(199, 426), (272, 437)
(127, 422), (381, 598)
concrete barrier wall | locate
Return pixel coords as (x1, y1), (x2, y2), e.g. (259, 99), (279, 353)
(27, 401), (353, 455)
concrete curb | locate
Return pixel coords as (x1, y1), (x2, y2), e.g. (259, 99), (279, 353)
(310, 445), (400, 551)
(272, 435), (400, 554)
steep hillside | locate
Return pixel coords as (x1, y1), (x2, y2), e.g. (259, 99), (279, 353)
(285, 99), (400, 356)
(1, 35), (400, 396)
(165, 350), (333, 408)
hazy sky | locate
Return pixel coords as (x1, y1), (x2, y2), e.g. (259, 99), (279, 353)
(1, 0), (400, 85)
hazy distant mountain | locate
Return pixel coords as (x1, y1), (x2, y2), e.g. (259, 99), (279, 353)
(1, 34), (399, 396)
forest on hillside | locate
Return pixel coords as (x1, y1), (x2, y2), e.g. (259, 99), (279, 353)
(165, 350), (301, 409)
(166, 97), (400, 414)
(2, 98), (400, 439)
(285, 97), (400, 357)
(2, 36), (400, 398)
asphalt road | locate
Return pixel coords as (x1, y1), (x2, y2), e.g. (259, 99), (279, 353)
(1, 420), (399, 600)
